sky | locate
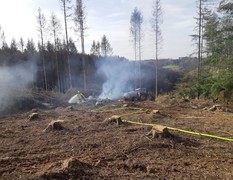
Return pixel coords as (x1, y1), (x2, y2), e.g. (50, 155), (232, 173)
(0, 0), (199, 60)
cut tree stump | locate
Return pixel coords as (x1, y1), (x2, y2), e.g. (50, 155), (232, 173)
(28, 113), (39, 121)
(152, 110), (160, 114)
(103, 115), (123, 125)
(44, 120), (65, 132)
(146, 125), (172, 138)
(65, 106), (74, 111)
(209, 104), (221, 111)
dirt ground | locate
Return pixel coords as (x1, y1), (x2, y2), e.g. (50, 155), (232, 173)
(1, 97), (233, 180)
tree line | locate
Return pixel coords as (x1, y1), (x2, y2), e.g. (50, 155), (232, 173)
(0, 30), (113, 93)
(0, 0), (113, 93)
(2, 0), (230, 101)
(0, 0), (165, 97)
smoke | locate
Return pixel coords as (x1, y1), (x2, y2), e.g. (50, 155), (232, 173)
(97, 58), (136, 99)
(0, 60), (37, 112)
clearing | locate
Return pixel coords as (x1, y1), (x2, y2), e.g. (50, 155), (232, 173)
(0, 97), (233, 179)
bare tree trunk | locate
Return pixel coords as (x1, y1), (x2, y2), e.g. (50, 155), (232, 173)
(62, 0), (72, 89)
(152, 0), (162, 100)
(50, 12), (62, 92)
(134, 34), (137, 89)
(130, 8), (143, 90)
(81, 21), (86, 90)
(41, 47), (47, 90)
(40, 31), (47, 90)
(37, 8), (48, 90)
(138, 25), (142, 89)
(74, 0), (87, 90)
(155, 24), (158, 99)
(54, 38), (61, 92)
(197, 0), (202, 99)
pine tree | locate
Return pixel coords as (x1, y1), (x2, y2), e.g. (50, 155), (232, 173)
(90, 40), (97, 55)
(101, 35), (113, 57)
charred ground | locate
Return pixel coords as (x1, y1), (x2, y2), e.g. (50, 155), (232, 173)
(0, 93), (233, 179)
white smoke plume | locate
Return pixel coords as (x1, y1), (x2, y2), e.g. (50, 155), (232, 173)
(97, 58), (135, 99)
(0, 60), (37, 112)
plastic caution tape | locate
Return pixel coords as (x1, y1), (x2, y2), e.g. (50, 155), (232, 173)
(118, 110), (148, 117)
(167, 126), (233, 142)
(93, 105), (150, 114)
(94, 108), (149, 117)
(93, 107), (125, 113)
(122, 120), (233, 142)
(93, 105), (233, 142)
(92, 103), (118, 112)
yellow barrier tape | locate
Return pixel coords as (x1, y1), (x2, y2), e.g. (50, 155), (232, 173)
(92, 103), (118, 112)
(93, 105), (150, 114)
(119, 110), (148, 117)
(93, 104), (233, 142)
(122, 120), (152, 126)
(93, 107), (125, 113)
(122, 120), (233, 142)
(167, 127), (233, 142)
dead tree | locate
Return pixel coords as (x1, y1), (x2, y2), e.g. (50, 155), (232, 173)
(130, 7), (143, 89)
(151, 0), (163, 99)
(37, 8), (48, 90)
(74, 0), (87, 90)
(59, 0), (72, 89)
(49, 12), (62, 92)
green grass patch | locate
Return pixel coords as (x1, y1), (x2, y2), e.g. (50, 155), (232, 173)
(162, 65), (180, 71)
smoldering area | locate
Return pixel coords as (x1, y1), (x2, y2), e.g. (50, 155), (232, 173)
(0, 60), (37, 114)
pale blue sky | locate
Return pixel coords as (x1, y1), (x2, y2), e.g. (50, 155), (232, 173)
(0, 0), (200, 60)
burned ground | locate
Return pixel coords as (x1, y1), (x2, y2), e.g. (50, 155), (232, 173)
(0, 97), (233, 179)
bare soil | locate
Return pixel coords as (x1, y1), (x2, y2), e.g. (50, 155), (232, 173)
(1, 98), (233, 180)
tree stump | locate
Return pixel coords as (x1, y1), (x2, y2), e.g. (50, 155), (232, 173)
(103, 115), (123, 125)
(152, 110), (160, 114)
(44, 120), (65, 132)
(65, 106), (74, 111)
(147, 125), (172, 138)
(28, 113), (39, 121)
(150, 110), (167, 119)
(209, 104), (221, 111)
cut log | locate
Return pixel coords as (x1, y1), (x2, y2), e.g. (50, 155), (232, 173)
(146, 125), (172, 138)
